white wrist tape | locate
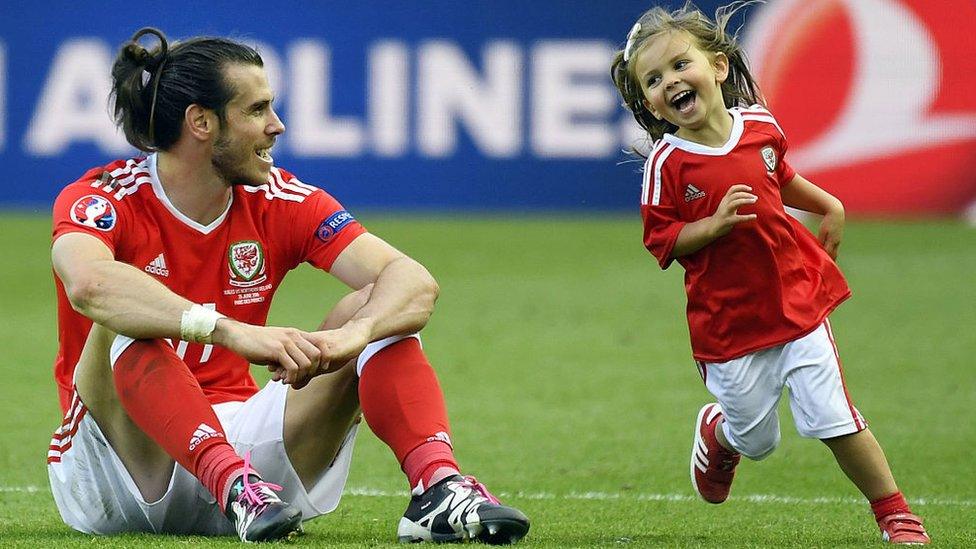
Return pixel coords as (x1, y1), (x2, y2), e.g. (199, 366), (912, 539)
(180, 304), (225, 344)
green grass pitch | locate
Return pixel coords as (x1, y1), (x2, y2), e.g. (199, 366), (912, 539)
(0, 213), (973, 547)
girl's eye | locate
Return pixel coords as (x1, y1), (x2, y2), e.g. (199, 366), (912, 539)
(647, 75), (661, 88)
(675, 60), (689, 70)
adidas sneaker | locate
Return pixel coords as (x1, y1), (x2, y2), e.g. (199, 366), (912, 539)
(224, 453), (302, 542)
(397, 475), (529, 544)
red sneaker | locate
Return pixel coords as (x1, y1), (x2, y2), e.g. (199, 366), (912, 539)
(878, 512), (929, 544)
(690, 403), (740, 504)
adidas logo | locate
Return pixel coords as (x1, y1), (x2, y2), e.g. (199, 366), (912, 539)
(188, 423), (223, 451)
(145, 253), (170, 277)
(684, 184), (706, 202)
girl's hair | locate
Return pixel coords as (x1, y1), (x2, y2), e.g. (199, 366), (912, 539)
(611, 1), (764, 146)
(110, 27), (264, 152)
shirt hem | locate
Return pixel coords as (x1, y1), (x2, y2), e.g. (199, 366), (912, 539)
(691, 291), (852, 364)
(206, 390), (259, 406)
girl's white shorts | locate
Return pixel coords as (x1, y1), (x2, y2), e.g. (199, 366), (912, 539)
(697, 321), (866, 457)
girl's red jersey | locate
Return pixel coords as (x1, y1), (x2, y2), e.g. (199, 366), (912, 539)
(51, 154), (366, 414)
(640, 106), (851, 363)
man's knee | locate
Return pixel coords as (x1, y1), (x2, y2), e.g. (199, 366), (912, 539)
(74, 325), (121, 407)
(319, 284), (374, 330)
(110, 339), (183, 403)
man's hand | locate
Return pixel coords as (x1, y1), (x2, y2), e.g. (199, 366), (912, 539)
(710, 184), (758, 237)
(818, 204), (845, 259)
(212, 319), (322, 387)
(302, 320), (373, 380)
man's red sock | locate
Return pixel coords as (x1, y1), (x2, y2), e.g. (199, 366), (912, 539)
(112, 339), (245, 510)
(870, 491), (912, 521)
(358, 337), (460, 492)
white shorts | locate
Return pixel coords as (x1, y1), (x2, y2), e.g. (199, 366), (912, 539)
(697, 321), (866, 459)
(47, 381), (358, 535)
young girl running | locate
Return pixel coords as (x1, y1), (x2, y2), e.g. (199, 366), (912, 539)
(611, 3), (928, 544)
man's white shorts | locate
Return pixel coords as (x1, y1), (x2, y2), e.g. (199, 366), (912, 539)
(696, 320), (866, 459)
(47, 381), (358, 535)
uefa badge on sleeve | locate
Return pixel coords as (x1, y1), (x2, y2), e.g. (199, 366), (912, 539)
(70, 195), (117, 231)
(315, 210), (355, 243)
(760, 146), (777, 173)
(227, 240), (268, 287)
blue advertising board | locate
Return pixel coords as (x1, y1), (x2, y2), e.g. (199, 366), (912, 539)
(0, 0), (731, 211)
(8, 1), (975, 216)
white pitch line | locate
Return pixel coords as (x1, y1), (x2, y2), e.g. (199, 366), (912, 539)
(346, 489), (976, 507)
(5, 486), (973, 507)
(0, 486), (44, 493)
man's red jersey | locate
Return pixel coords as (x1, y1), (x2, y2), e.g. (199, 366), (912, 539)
(51, 154), (366, 414)
(640, 106), (851, 363)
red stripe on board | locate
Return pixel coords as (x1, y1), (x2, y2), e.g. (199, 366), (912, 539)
(823, 320), (864, 430)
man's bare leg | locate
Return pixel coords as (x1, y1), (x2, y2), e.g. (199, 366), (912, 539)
(284, 285), (531, 543)
(283, 286), (371, 486)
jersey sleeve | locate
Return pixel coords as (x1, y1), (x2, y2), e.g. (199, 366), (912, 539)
(775, 132), (796, 186)
(762, 107), (797, 186)
(279, 172), (367, 272)
(52, 168), (127, 252)
(639, 159), (685, 270)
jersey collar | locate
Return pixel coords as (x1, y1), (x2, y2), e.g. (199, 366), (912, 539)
(661, 108), (744, 156)
(148, 153), (233, 235)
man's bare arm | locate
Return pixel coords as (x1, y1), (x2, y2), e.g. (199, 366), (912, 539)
(53, 232), (321, 384)
(303, 233), (439, 367)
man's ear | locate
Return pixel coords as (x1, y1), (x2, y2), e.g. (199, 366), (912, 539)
(184, 104), (217, 142)
(713, 52), (730, 84)
(644, 98), (663, 120)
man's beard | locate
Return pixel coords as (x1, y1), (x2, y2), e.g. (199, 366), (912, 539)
(212, 130), (265, 187)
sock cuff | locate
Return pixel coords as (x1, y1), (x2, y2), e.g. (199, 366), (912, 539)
(109, 336), (175, 370)
(220, 466), (247, 512)
(402, 440), (458, 490)
(412, 465), (460, 495)
(356, 333), (421, 377)
(870, 491), (910, 520)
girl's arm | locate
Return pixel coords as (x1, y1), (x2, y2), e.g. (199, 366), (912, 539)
(781, 174), (845, 259)
(673, 184), (757, 257)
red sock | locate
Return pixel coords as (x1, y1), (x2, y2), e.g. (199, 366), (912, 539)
(403, 441), (460, 493)
(358, 338), (460, 491)
(113, 339), (245, 510)
(870, 491), (911, 521)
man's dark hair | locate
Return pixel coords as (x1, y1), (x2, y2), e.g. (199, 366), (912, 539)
(110, 27), (264, 152)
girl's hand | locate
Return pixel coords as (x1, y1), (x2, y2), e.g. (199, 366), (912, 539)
(710, 184), (758, 237)
(819, 204), (845, 259)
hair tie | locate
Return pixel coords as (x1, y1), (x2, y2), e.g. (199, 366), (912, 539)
(623, 22), (642, 62)
(128, 27), (169, 149)
(130, 28), (168, 71)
